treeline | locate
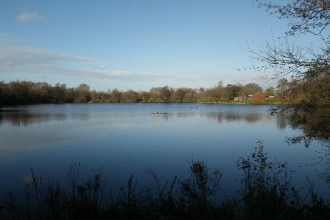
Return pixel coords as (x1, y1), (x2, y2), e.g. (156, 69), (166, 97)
(276, 71), (330, 142)
(1, 80), (284, 106)
(276, 72), (330, 107)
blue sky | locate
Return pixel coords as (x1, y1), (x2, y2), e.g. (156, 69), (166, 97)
(0, 0), (299, 91)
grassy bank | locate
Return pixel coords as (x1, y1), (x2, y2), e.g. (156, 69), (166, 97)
(1, 142), (329, 219)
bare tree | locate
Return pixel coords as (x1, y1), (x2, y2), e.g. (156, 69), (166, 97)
(251, 0), (330, 80)
(253, 1), (330, 142)
(256, 0), (330, 35)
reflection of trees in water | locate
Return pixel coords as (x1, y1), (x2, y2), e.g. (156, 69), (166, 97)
(288, 107), (330, 141)
(149, 110), (268, 124)
(205, 112), (220, 122)
(0, 112), (90, 127)
(70, 113), (90, 121)
(151, 113), (170, 120)
(283, 106), (330, 188)
(204, 112), (262, 124)
(216, 113), (223, 124)
(284, 107), (330, 147)
(225, 112), (243, 122)
(243, 113), (262, 123)
(176, 112), (195, 118)
(276, 115), (288, 130)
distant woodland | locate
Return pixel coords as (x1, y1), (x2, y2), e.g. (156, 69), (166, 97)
(0, 79), (295, 106)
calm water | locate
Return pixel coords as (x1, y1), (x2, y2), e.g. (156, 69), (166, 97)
(0, 103), (329, 199)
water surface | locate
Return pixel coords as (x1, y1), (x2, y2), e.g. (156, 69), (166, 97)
(0, 103), (328, 199)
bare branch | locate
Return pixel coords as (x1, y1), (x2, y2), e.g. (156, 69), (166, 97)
(255, 0), (330, 35)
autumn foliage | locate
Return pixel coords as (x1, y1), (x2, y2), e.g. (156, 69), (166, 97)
(250, 92), (266, 104)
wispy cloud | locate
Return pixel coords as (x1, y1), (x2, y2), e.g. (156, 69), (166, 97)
(0, 43), (178, 82)
(0, 36), (266, 89)
(0, 45), (98, 67)
(16, 11), (46, 22)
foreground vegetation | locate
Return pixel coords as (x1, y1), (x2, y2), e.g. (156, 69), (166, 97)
(1, 143), (329, 220)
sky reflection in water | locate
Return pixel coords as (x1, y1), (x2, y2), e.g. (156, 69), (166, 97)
(0, 104), (328, 200)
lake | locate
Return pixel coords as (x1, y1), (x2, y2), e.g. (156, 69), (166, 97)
(0, 103), (329, 200)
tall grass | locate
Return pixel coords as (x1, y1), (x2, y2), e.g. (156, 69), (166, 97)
(1, 143), (330, 219)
